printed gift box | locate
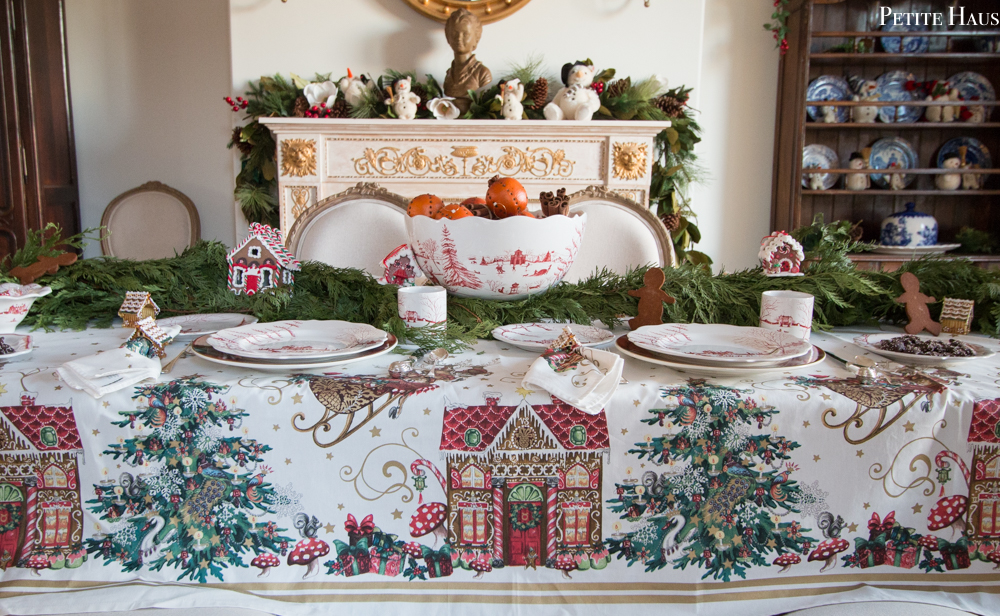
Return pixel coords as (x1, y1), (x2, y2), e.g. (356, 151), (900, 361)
(424, 547), (454, 579)
(854, 535), (886, 569)
(369, 547), (403, 577)
(939, 537), (971, 571)
(884, 540), (920, 569)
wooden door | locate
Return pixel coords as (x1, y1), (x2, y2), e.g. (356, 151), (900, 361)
(0, 0), (80, 259)
(506, 482), (544, 566)
(0, 484), (24, 569)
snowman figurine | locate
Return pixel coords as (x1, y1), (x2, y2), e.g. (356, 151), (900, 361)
(385, 76), (420, 120)
(935, 156), (962, 191)
(496, 78), (524, 120)
(845, 152), (870, 191)
(806, 167), (826, 191)
(962, 163), (983, 190)
(338, 68), (374, 108)
(888, 162), (907, 191)
(544, 61), (602, 121)
(851, 80), (879, 124)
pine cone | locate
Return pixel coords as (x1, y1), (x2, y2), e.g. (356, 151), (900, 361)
(660, 213), (681, 231)
(528, 78), (548, 110)
(329, 99), (350, 118)
(411, 83), (428, 110)
(231, 127), (252, 156)
(605, 77), (631, 100)
(293, 95), (309, 118)
(654, 95), (686, 119)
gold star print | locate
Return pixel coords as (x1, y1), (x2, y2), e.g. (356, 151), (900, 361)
(53, 385), (60, 391)
(199, 559), (210, 569)
(856, 449), (864, 458)
(292, 393), (303, 404)
(733, 536), (742, 546)
(863, 502), (870, 510)
(666, 494), (675, 504)
(170, 516), (180, 527)
(803, 421), (811, 428)
(633, 400), (641, 407)
(392, 509), (403, 520)
(912, 503), (923, 514)
(144, 494), (153, 504)
(766, 538), (777, 548)
(102, 401), (110, 408)
(135, 443), (144, 450)
(285, 458), (292, 465)
(515, 386), (536, 397)
(370, 426), (381, 437)
(337, 504), (344, 510)
(187, 527), (199, 538)
(244, 538), (254, 548)
(92, 429), (100, 436)
(216, 460), (226, 468)
(210, 535), (221, 546)
(324, 523), (336, 534)
(708, 526), (721, 536)
(116, 464), (120, 469)
(723, 559), (733, 569)
(820, 393), (832, 401)
(423, 408), (432, 416)
(813, 455), (821, 462)
(326, 453), (333, 460)
(847, 523), (858, 534)
(273, 424), (280, 432)
(640, 463), (645, 468)
(168, 457), (178, 466)
(903, 421), (915, 432)
(621, 428), (628, 435)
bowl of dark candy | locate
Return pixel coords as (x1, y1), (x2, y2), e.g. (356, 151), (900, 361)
(854, 333), (995, 366)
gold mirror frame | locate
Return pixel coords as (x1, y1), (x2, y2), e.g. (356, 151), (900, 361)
(401, 0), (531, 24)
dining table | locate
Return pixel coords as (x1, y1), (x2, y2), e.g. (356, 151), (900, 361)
(0, 323), (998, 616)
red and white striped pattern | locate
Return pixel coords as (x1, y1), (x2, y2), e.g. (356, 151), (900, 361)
(21, 481), (37, 558)
(492, 484), (503, 563)
(546, 486), (557, 560)
(410, 459), (447, 493)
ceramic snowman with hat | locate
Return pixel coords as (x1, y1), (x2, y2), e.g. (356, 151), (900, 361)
(544, 60), (602, 121)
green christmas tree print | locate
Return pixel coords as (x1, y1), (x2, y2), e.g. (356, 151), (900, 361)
(605, 382), (818, 581)
(84, 377), (295, 582)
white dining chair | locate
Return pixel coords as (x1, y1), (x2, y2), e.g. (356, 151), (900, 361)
(561, 186), (676, 283)
(285, 183), (410, 276)
(101, 181), (200, 259)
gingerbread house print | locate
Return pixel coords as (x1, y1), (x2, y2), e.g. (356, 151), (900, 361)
(0, 394), (83, 570)
(125, 316), (172, 358)
(967, 399), (1000, 549)
(118, 292), (159, 328)
(439, 395), (609, 568)
(227, 223), (301, 296)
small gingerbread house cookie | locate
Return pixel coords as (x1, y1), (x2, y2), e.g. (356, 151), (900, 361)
(759, 231), (805, 277)
(227, 223), (301, 296)
(118, 291), (159, 327)
(124, 316), (172, 358)
(940, 298), (974, 336)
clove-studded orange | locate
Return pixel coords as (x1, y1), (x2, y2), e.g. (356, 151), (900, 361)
(434, 203), (475, 220)
(484, 175), (528, 218)
(407, 194), (444, 218)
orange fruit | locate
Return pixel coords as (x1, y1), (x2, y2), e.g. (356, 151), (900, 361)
(516, 210), (536, 218)
(408, 194), (444, 218)
(435, 203), (474, 220)
(485, 176), (528, 218)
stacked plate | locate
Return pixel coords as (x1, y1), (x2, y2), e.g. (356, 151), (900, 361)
(191, 320), (396, 370)
(492, 323), (615, 351)
(617, 323), (825, 376)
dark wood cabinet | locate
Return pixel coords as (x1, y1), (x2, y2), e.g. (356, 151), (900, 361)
(771, 0), (1000, 269)
(0, 0), (80, 259)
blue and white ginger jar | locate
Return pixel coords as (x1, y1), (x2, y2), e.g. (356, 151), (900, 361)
(880, 202), (937, 247)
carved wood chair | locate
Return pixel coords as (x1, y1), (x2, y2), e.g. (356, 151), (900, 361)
(101, 182), (200, 259)
(286, 183), (410, 275)
(562, 187), (676, 283)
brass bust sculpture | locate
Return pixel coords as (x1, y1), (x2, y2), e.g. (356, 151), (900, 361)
(443, 8), (491, 114)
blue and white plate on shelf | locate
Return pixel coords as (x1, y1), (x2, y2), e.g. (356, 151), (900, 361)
(875, 71), (921, 123)
(806, 75), (851, 123)
(948, 71), (996, 113)
(801, 145), (841, 189)
(880, 23), (930, 54)
(936, 137), (992, 169)
(869, 137), (918, 188)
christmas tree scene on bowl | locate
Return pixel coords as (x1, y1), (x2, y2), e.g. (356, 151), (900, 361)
(3, 1), (1000, 616)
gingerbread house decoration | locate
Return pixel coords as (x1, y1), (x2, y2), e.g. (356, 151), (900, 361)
(940, 298), (975, 336)
(758, 231), (805, 277)
(0, 394), (83, 570)
(118, 291), (159, 327)
(439, 395), (609, 568)
(967, 399), (1000, 549)
(227, 223), (300, 296)
(125, 316), (172, 358)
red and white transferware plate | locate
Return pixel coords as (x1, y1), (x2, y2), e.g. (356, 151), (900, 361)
(207, 320), (387, 360)
(627, 323), (813, 366)
(192, 333), (397, 371)
(491, 323), (615, 350)
(158, 313), (259, 339)
(616, 336), (825, 376)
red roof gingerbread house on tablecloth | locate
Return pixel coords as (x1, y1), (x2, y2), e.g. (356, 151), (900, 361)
(439, 395), (609, 568)
(0, 393), (83, 570)
(967, 398), (1000, 548)
(227, 223), (301, 296)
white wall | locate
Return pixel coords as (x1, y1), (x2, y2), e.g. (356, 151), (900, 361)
(66, 0), (236, 257)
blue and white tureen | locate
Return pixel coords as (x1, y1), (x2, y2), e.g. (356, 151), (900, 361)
(880, 202), (938, 247)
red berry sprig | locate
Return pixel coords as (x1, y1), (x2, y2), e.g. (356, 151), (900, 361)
(304, 102), (335, 119)
(591, 81), (605, 95)
(223, 95), (249, 112)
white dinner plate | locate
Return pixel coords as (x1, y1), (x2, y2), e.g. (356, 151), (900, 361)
(627, 323), (813, 365)
(853, 333), (995, 366)
(0, 334), (32, 360)
(870, 244), (961, 256)
(208, 320), (387, 360)
(616, 336), (826, 376)
(158, 313), (259, 339)
(192, 333), (397, 371)
(492, 323), (615, 350)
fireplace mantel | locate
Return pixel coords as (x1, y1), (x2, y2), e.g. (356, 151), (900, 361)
(258, 118), (670, 235)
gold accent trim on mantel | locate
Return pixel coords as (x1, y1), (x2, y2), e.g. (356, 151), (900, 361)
(351, 145), (575, 179)
(401, 0), (532, 25)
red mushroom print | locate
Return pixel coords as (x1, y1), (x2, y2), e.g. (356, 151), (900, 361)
(469, 556), (492, 579)
(402, 541), (424, 560)
(409, 502), (448, 547)
(251, 552), (280, 578)
(25, 553), (50, 576)
(807, 537), (849, 572)
(287, 513), (329, 579)
(927, 495), (968, 538)
(918, 535), (940, 553)
(987, 551), (1000, 570)
(553, 553), (577, 579)
(773, 553), (801, 573)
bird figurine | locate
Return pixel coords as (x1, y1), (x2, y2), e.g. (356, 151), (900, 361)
(385, 76), (420, 120)
(821, 105), (840, 124)
(845, 152), (870, 191)
(935, 156), (962, 190)
(337, 68), (373, 109)
(807, 168), (826, 191)
(496, 78), (524, 120)
(544, 60), (602, 121)
(888, 162), (907, 190)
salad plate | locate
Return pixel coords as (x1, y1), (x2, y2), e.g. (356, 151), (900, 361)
(627, 324), (812, 366)
(801, 145), (841, 189)
(854, 333), (995, 366)
(806, 76), (851, 123)
(875, 71), (921, 123)
(158, 313), (259, 339)
(870, 244), (960, 256)
(880, 23), (930, 54)
(615, 336), (826, 376)
(937, 137), (992, 169)
(192, 333), (397, 371)
(208, 320), (387, 360)
(0, 334), (32, 360)
(869, 137), (918, 188)
(492, 323), (615, 351)
(948, 72), (996, 113)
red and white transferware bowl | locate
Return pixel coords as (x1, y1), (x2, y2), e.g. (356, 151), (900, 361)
(405, 213), (586, 301)
(0, 284), (51, 333)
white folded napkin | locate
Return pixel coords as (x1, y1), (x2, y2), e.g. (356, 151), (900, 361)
(57, 348), (161, 399)
(521, 328), (624, 415)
